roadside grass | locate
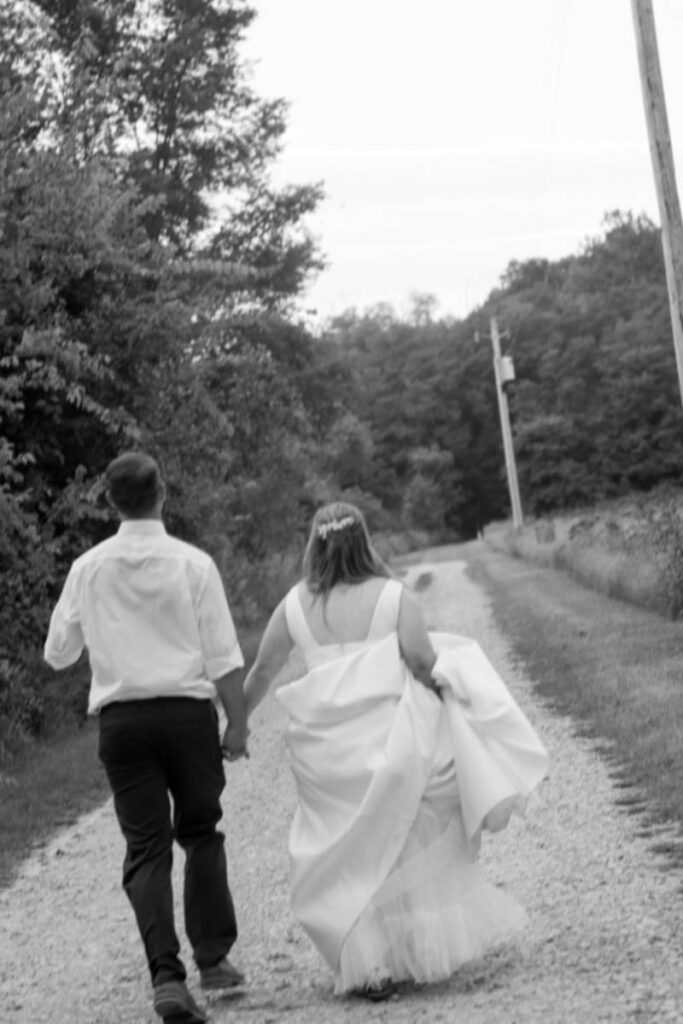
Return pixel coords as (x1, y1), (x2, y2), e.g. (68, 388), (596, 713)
(465, 541), (683, 867)
(486, 521), (668, 615)
(0, 722), (109, 887)
(0, 627), (265, 889)
(484, 487), (683, 619)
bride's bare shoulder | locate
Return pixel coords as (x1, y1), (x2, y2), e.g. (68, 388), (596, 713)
(298, 575), (388, 608)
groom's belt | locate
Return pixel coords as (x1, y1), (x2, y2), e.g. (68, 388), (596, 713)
(99, 695), (212, 714)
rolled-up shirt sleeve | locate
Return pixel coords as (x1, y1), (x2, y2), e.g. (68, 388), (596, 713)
(198, 560), (244, 679)
(44, 568), (86, 669)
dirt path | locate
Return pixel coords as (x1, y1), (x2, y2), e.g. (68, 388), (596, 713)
(2, 544), (683, 1023)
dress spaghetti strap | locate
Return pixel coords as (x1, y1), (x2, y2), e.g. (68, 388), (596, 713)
(284, 586), (320, 656)
(366, 579), (403, 641)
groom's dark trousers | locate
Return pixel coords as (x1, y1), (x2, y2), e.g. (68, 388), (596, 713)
(98, 696), (237, 985)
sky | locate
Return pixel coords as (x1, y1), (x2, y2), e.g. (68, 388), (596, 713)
(242, 0), (683, 323)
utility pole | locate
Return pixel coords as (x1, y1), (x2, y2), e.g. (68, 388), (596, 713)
(490, 317), (524, 531)
(632, 0), (683, 407)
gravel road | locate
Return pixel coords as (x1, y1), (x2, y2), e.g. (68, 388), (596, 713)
(1, 544), (683, 1023)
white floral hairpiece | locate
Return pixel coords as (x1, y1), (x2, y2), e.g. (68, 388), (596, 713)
(317, 515), (355, 539)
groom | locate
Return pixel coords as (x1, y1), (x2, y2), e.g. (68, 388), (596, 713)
(44, 451), (249, 1024)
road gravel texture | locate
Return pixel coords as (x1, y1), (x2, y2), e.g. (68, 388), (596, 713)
(1, 545), (682, 1023)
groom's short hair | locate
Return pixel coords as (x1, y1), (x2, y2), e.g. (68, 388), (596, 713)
(105, 451), (163, 517)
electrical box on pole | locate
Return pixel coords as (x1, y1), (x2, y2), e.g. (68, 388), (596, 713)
(500, 355), (516, 385)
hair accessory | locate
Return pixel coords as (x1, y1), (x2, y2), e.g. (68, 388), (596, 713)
(317, 515), (355, 539)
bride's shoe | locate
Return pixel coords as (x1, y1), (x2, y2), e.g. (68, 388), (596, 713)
(358, 978), (397, 1002)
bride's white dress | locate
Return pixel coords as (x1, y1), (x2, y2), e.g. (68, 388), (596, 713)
(275, 579), (549, 993)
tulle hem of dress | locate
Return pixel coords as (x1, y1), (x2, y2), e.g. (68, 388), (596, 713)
(334, 870), (527, 994)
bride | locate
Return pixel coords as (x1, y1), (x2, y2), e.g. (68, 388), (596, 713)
(239, 502), (548, 999)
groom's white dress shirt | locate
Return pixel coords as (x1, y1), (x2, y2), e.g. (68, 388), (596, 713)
(44, 519), (244, 714)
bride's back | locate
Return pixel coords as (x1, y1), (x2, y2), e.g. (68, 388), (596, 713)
(297, 576), (391, 646)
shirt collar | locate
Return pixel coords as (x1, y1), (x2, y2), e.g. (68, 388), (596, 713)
(117, 519), (167, 536)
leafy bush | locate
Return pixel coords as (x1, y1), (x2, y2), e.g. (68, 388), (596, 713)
(639, 499), (683, 618)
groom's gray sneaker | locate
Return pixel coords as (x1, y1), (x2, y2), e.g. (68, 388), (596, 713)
(199, 957), (246, 991)
(153, 980), (208, 1023)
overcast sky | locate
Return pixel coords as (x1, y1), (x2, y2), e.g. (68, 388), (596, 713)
(243, 0), (683, 322)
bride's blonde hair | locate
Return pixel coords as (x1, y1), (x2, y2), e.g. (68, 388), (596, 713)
(303, 501), (389, 599)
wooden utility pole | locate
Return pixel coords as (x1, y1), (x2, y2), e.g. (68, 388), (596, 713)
(632, 0), (683, 407)
(490, 317), (524, 531)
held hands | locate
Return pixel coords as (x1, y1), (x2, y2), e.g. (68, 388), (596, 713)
(221, 723), (250, 763)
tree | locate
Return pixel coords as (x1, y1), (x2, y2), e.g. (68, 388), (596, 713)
(401, 447), (453, 532)
(320, 411), (375, 492)
(0, 85), (141, 522)
(409, 291), (439, 327)
(32, 0), (324, 308)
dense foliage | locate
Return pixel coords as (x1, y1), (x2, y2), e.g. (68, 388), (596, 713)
(1, 4), (680, 757)
(0, 0), (352, 753)
(322, 304), (505, 537)
(496, 212), (682, 511)
(325, 212), (681, 534)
